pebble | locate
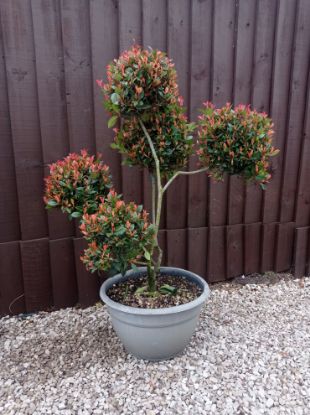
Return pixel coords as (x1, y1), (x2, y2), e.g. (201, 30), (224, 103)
(0, 276), (309, 414)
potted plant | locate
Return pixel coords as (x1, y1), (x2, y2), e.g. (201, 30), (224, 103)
(45, 46), (278, 361)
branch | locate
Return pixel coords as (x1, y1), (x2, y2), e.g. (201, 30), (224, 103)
(162, 167), (208, 193)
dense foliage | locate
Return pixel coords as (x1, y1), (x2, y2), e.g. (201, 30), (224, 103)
(80, 190), (155, 276)
(197, 103), (279, 187)
(97, 45), (194, 176)
(44, 150), (112, 219)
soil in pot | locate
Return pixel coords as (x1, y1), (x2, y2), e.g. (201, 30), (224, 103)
(107, 274), (203, 309)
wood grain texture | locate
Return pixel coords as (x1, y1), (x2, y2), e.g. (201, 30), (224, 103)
(118, 0), (143, 204)
(262, 0), (297, 223)
(279, 0), (310, 223)
(73, 237), (100, 307)
(207, 226), (226, 282)
(166, 0), (191, 229)
(166, 229), (187, 269)
(209, 0), (236, 226)
(187, 0), (212, 228)
(49, 237), (78, 309)
(261, 222), (277, 272)
(20, 238), (53, 312)
(0, 20), (20, 242)
(0, 0), (48, 240)
(293, 227), (309, 278)
(226, 224), (243, 278)
(275, 222), (295, 272)
(32, 0), (74, 239)
(244, 222), (261, 274)
(244, 0), (278, 224)
(0, 241), (25, 315)
(188, 227), (208, 278)
(90, 0), (122, 193)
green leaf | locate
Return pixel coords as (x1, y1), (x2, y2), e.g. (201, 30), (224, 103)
(131, 263), (139, 273)
(135, 286), (147, 295)
(110, 143), (119, 150)
(159, 284), (178, 295)
(71, 211), (81, 218)
(108, 115), (118, 128)
(110, 92), (120, 105)
(47, 200), (58, 207)
(144, 250), (151, 261)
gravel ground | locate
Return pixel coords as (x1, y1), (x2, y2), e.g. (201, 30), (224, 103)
(1, 275), (310, 415)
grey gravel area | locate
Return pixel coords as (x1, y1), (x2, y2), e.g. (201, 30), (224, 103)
(1, 276), (310, 415)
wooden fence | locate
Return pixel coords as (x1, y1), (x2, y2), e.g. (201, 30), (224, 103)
(0, 0), (309, 315)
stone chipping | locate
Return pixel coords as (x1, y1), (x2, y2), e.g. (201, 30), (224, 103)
(1, 275), (310, 414)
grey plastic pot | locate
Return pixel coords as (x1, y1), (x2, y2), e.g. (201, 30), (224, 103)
(99, 267), (210, 361)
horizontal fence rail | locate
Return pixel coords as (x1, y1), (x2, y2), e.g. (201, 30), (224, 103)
(0, 0), (309, 315)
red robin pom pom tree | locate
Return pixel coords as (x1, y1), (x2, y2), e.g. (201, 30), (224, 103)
(93, 45), (279, 293)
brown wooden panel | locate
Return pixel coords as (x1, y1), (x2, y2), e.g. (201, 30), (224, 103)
(49, 237), (78, 309)
(294, 227), (309, 278)
(262, 0), (297, 223)
(187, 0), (212, 228)
(32, 0), (74, 240)
(228, 0), (256, 225)
(226, 224), (243, 279)
(0, 0), (48, 240)
(60, 0), (96, 155)
(73, 237), (100, 307)
(207, 226), (226, 282)
(295, 79), (310, 226)
(280, 0), (310, 223)
(188, 227), (208, 279)
(166, 0), (191, 229)
(0, 21), (20, 242)
(166, 229), (187, 269)
(118, 0), (143, 204)
(90, 0), (122, 193)
(142, 0), (167, 228)
(20, 238), (53, 312)
(0, 241), (25, 315)
(244, 223), (262, 275)
(275, 222), (295, 272)
(261, 222), (277, 272)
(209, 0), (236, 226)
(244, 0), (278, 224)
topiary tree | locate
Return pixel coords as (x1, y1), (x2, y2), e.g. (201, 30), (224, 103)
(95, 45), (279, 294)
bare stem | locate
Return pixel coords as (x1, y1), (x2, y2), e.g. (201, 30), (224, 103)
(150, 173), (156, 224)
(162, 167), (208, 193)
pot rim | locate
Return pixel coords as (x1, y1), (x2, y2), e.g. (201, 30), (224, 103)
(99, 266), (211, 315)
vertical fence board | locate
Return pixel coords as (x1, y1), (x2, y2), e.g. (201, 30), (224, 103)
(0, 0), (48, 240)
(118, 0), (143, 204)
(0, 241), (25, 315)
(261, 222), (277, 272)
(279, 0), (310, 223)
(90, 0), (122, 193)
(188, 227), (208, 278)
(226, 224), (243, 278)
(166, 229), (187, 269)
(263, 0), (297, 223)
(60, 0), (96, 155)
(295, 77), (310, 226)
(32, 0), (74, 240)
(20, 238), (53, 312)
(294, 227), (309, 278)
(244, 223), (261, 275)
(0, 19), (20, 242)
(187, 0), (212, 228)
(244, 0), (278, 224)
(142, 0), (167, 227)
(73, 237), (100, 307)
(275, 222), (295, 272)
(166, 0), (191, 229)
(228, 0), (256, 225)
(207, 226), (226, 282)
(209, 0), (236, 226)
(50, 237), (78, 309)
